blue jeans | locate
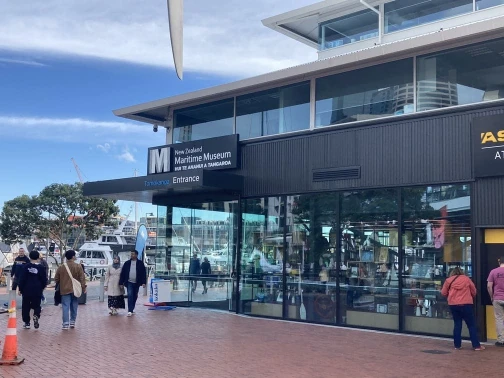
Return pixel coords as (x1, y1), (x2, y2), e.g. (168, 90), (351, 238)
(61, 294), (79, 326)
(450, 304), (481, 348)
(127, 282), (140, 313)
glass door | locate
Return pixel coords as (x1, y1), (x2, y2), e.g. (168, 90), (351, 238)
(189, 201), (238, 311)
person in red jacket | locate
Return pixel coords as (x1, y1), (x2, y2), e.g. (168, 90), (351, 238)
(441, 267), (484, 350)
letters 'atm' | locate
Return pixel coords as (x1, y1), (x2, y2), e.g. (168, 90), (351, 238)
(481, 229), (504, 340)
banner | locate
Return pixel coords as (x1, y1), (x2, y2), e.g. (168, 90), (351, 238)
(135, 224), (148, 261)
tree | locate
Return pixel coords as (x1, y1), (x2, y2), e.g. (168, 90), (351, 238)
(0, 183), (119, 261)
(0, 195), (41, 245)
(37, 183), (119, 256)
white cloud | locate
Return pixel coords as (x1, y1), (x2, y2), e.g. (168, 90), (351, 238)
(117, 148), (136, 163)
(96, 143), (111, 153)
(0, 57), (46, 67)
(0, 115), (164, 146)
(0, 0), (318, 78)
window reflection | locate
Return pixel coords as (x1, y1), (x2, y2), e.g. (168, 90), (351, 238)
(417, 38), (504, 111)
(476, 0), (504, 10)
(340, 189), (400, 330)
(173, 99), (234, 142)
(402, 185), (471, 336)
(385, 0), (473, 34)
(240, 197), (285, 318)
(236, 82), (310, 139)
(316, 59), (414, 127)
(286, 194), (339, 323)
(319, 8), (378, 50)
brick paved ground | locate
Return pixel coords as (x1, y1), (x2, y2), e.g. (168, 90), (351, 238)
(0, 298), (502, 378)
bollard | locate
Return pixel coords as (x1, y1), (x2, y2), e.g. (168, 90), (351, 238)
(99, 275), (105, 302)
(6, 276), (11, 291)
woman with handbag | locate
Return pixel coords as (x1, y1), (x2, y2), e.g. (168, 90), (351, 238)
(54, 250), (87, 330)
(441, 267), (485, 351)
(104, 256), (125, 315)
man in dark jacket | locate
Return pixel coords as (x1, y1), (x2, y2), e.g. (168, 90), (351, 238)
(200, 257), (211, 294)
(39, 254), (49, 305)
(11, 247), (30, 290)
(119, 250), (147, 317)
(189, 253), (201, 294)
(18, 251), (47, 329)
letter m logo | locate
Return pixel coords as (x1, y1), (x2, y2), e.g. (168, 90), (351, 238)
(149, 147), (171, 174)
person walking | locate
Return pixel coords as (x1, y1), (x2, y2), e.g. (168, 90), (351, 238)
(18, 251), (47, 329)
(11, 247), (30, 291)
(189, 253), (201, 294)
(487, 256), (504, 347)
(38, 253), (49, 305)
(119, 250), (146, 317)
(441, 267), (485, 350)
(201, 257), (212, 294)
(105, 256), (125, 315)
(54, 250), (87, 330)
(3, 247), (30, 308)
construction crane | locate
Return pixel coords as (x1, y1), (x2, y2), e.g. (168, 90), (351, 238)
(71, 158), (85, 183)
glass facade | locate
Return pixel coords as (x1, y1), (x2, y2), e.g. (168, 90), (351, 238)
(173, 99), (234, 142)
(319, 9), (378, 50)
(315, 59), (414, 126)
(141, 184), (470, 335)
(417, 38), (504, 111)
(340, 189), (400, 330)
(171, 37), (504, 140)
(155, 201), (238, 311)
(402, 186), (471, 335)
(236, 82), (310, 139)
(476, 0), (504, 10)
(384, 0), (473, 34)
(240, 197), (285, 317)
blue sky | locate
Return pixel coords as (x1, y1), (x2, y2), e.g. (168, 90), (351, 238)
(0, 0), (316, 221)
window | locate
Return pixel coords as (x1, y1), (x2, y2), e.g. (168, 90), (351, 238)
(92, 251), (104, 259)
(476, 0), (504, 10)
(173, 99), (234, 143)
(319, 8), (379, 50)
(417, 38), (504, 111)
(340, 189), (400, 330)
(385, 0), (473, 34)
(79, 251), (87, 259)
(402, 185), (471, 335)
(286, 194), (339, 323)
(236, 82), (310, 139)
(316, 59), (414, 127)
(240, 197), (284, 318)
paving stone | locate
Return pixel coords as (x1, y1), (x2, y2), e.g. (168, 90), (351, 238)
(0, 299), (501, 377)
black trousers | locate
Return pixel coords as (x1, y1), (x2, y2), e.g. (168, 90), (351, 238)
(22, 295), (42, 324)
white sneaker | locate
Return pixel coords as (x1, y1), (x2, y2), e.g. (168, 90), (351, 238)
(127, 312), (132, 317)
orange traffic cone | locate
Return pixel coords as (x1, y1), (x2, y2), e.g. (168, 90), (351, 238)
(0, 300), (24, 365)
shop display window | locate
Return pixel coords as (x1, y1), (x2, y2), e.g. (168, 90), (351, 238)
(240, 197), (285, 318)
(339, 189), (400, 330)
(286, 194), (339, 324)
(401, 185), (471, 335)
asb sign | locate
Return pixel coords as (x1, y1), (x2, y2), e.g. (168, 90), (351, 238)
(147, 135), (238, 175)
(473, 115), (504, 178)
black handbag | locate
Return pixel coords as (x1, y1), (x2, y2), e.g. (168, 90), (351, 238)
(54, 283), (61, 306)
